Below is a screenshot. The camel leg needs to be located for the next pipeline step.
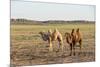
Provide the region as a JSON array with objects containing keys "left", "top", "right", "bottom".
[
  {"left": 48, "top": 38, "right": 53, "bottom": 52},
  {"left": 60, "top": 41, "right": 63, "bottom": 51},
  {"left": 49, "top": 43, "right": 53, "bottom": 52},
  {"left": 57, "top": 42, "right": 61, "bottom": 52},
  {"left": 58, "top": 40, "right": 63, "bottom": 52},
  {"left": 61, "top": 44, "right": 63, "bottom": 52},
  {"left": 79, "top": 39, "right": 82, "bottom": 54},
  {"left": 73, "top": 42, "right": 76, "bottom": 56},
  {"left": 69, "top": 43, "right": 73, "bottom": 56},
  {"left": 73, "top": 45, "right": 75, "bottom": 56},
  {"left": 79, "top": 39, "right": 82, "bottom": 50}
]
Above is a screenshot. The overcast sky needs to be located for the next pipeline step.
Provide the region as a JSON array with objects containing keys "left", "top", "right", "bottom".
[{"left": 11, "top": 0, "right": 95, "bottom": 21}]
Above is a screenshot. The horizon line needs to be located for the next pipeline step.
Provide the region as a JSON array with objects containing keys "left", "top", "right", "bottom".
[{"left": 11, "top": 18, "right": 95, "bottom": 22}]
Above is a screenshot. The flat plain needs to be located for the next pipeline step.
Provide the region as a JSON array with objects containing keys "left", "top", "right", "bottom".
[{"left": 10, "top": 22, "right": 95, "bottom": 66}]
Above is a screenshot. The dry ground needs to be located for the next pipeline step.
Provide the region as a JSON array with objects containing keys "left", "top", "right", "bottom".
[{"left": 10, "top": 23, "right": 95, "bottom": 66}]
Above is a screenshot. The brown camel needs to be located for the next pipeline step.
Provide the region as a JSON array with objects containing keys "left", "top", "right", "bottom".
[
  {"left": 65, "top": 28, "right": 82, "bottom": 56},
  {"left": 39, "top": 29, "right": 63, "bottom": 52}
]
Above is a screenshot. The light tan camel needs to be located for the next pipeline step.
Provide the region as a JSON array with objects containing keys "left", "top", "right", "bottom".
[
  {"left": 65, "top": 28, "right": 82, "bottom": 56},
  {"left": 39, "top": 29, "right": 63, "bottom": 52}
]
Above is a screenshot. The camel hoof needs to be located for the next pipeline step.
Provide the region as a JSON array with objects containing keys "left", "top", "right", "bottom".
[
  {"left": 73, "top": 53, "right": 76, "bottom": 56},
  {"left": 69, "top": 54, "right": 71, "bottom": 56},
  {"left": 56, "top": 50, "right": 59, "bottom": 52},
  {"left": 69, "top": 53, "right": 72, "bottom": 56}
]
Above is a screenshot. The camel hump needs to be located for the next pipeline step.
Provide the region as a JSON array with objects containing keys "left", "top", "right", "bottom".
[
  {"left": 48, "top": 29, "right": 52, "bottom": 33},
  {"left": 76, "top": 28, "right": 82, "bottom": 40},
  {"left": 71, "top": 29, "right": 75, "bottom": 36},
  {"left": 54, "top": 28, "right": 61, "bottom": 36},
  {"left": 71, "top": 29, "right": 75, "bottom": 33},
  {"left": 54, "top": 28, "right": 58, "bottom": 33},
  {"left": 53, "top": 28, "right": 59, "bottom": 36},
  {"left": 76, "top": 28, "right": 80, "bottom": 32},
  {"left": 72, "top": 29, "right": 75, "bottom": 32},
  {"left": 76, "top": 28, "right": 81, "bottom": 36}
]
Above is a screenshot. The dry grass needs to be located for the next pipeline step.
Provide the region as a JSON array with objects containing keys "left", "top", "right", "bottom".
[{"left": 10, "top": 23, "right": 95, "bottom": 66}]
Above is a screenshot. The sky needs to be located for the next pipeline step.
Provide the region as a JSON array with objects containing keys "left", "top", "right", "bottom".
[{"left": 11, "top": 0, "right": 95, "bottom": 21}]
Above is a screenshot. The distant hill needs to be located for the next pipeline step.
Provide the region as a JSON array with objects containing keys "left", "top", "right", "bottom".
[{"left": 11, "top": 18, "right": 95, "bottom": 25}]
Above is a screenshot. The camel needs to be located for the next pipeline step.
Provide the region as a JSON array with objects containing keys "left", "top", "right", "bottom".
[
  {"left": 39, "top": 29, "right": 63, "bottom": 52},
  {"left": 65, "top": 28, "right": 82, "bottom": 56}
]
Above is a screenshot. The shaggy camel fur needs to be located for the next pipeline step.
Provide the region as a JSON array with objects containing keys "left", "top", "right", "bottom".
[
  {"left": 39, "top": 29, "right": 63, "bottom": 52},
  {"left": 65, "top": 28, "right": 82, "bottom": 56}
]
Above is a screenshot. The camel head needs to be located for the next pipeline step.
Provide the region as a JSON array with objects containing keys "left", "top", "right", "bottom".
[
  {"left": 65, "top": 32, "right": 72, "bottom": 44},
  {"left": 65, "top": 32, "right": 71, "bottom": 38},
  {"left": 39, "top": 31, "right": 49, "bottom": 41},
  {"left": 39, "top": 31, "right": 42, "bottom": 35},
  {"left": 39, "top": 30, "right": 45, "bottom": 35}
]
